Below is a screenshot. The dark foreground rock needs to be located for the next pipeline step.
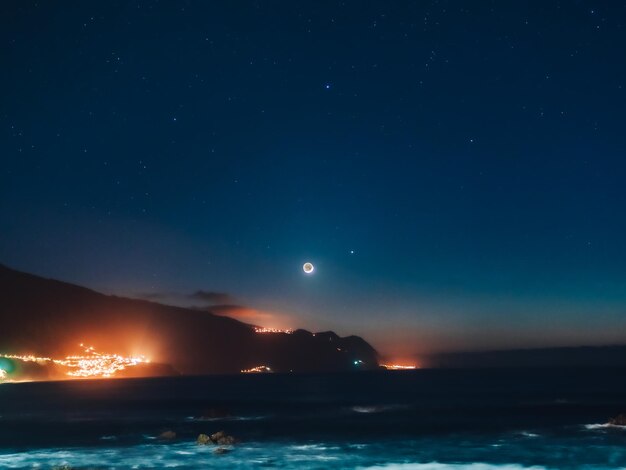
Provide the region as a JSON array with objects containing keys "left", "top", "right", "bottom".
[
  {"left": 158, "top": 430, "right": 177, "bottom": 440},
  {"left": 608, "top": 414, "right": 626, "bottom": 426},
  {"left": 211, "top": 431, "right": 236, "bottom": 445},
  {"left": 197, "top": 433, "right": 211, "bottom": 445},
  {"left": 197, "top": 431, "right": 237, "bottom": 446}
]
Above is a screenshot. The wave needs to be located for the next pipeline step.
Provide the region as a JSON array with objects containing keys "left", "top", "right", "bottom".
[
  {"left": 0, "top": 442, "right": 550, "bottom": 470},
  {"left": 184, "top": 414, "right": 268, "bottom": 422},
  {"left": 351, "top": 404, "right": 408, "bottom": 414},
  {"left": 1, "top": 438, "right": 625, "bottom": 469},
  {"left": 358, "top": 464, "right": 547, "bottom": 470},
  {"left": 584, "top": 423, "right": 626, "bottom": 430},
  {"left": 0, "top": 442, "right": 347, "bottom": 468}
]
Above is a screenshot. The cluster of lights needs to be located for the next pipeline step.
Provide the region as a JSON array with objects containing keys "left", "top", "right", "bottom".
[
  {"left": 380, "top": 364, "right": 417, "bottom": 370},
  {"left": 240, "top": 365, "right": 272, "bottom": 373},
  {"left": 254, "top": 327, "right": 293, "bottom": 334},
  {"left": 0, "top": 369, "right": 6, "bottom": 381},
  {"left": 0, "top": 344, "right": 150, "bottom": 379}
]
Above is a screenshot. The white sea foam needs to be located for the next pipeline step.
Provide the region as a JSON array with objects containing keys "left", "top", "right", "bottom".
[
  {"left": 351, "top": 404, "right": 407, "bottom": 414},
  {"left": 584, "top": 423, "right": 626, "bottom": 430},
  {"left": 353, "top": 406, "right": 380, "bottom": 413},
  {"left": 358, "top": 464, "right": 547, "bottom": 470},
  {"left": 289, "top": 444, "right": 334, "bottom": 450},
  {"left": 0, "top": 442, "right": 344, "bottom": 468},
  {"left": 0, "top": 439, "right": 618, "bottom": 469},
  {"left": 0, "top": 444, "right": 554, "bottom": 470}
]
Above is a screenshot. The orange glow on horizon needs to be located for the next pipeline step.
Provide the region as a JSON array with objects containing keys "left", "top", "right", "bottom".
[
  {"left": 240, "top": 365, "right": 272, "bottom": 373},
  {"left": 380, "top": 363, "right": 418, "bottom": 370},
  {"left": 211, "top": 305, "right": 295, "bottom": 332}
]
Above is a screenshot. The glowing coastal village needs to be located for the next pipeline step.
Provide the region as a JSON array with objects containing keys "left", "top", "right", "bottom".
[
  {"left": 0, "top": 344, "right": 150, "bottom": 381},
  {"left": 0, "top": 328, "right": 415, "bottom": 383}
]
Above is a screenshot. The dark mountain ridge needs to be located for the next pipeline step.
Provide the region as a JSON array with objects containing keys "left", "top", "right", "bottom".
[{"left": 0, "top": 264, "right": 379, "bottom": 379}]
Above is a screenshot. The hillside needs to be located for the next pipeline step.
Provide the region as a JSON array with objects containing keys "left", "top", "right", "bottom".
[{"left": 0, "top": 264, "right": 379, "bottom": 379}]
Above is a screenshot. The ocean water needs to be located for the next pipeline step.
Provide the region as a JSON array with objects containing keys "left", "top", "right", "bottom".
[{"left": 1, "top": 369, "right": 626, "bottom": 469}]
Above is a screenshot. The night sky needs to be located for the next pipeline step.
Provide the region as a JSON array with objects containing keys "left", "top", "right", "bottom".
[{"left": 2, "top": 1, "right": 626, "bottom": 360}]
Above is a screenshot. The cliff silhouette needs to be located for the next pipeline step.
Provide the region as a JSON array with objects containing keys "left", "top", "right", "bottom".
[{"left": 0, "top": 264, "right": 379, "bottom": 379}]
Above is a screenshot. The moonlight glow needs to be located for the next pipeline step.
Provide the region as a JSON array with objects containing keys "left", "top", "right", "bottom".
[{"left": 303, "top": 262, "right": 315, "bottom": 274}]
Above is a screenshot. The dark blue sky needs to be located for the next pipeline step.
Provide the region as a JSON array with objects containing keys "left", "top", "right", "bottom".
[{"left": 2, "top": 1, "right": 625, "bottom": 359}]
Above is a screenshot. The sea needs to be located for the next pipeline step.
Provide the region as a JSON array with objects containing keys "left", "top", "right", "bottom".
[{"left": 1, "top": 368, "right": 626, "bottom": 469}]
